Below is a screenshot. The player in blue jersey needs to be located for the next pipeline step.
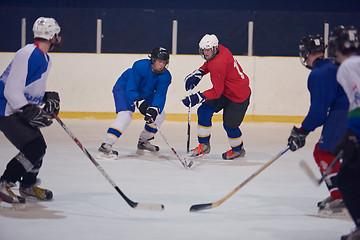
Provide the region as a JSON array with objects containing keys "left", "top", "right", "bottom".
[
  {"left": 329, "top": 25, "right": 360, "bottom": 240},
  {"left": 0, "top": 17, "right": 61, "bottom": 203},
  {"left": 97, "top": 47, "right": 171, "bottom": 159},
  {"left": 287, "top": 35, "right": 349, "bottom": 216}
]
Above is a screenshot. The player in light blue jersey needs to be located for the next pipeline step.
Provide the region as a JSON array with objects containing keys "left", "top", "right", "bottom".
[
  {"left": 0, "top": 17, "right": 61, "bottom": 204},
  {"left": 97, "top": 47, "right": 171, "bottom": 159},
  {"left": 329, "top": 25, "right": 360, "bottom": 240}
]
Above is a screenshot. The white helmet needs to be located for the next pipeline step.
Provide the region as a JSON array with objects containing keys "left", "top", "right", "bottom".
[
  {"left": 33, "top": 17, "right": 61, "bottom": 42},
  {"left": 199, "top": 34, "right": 219, "bottom": 60}
]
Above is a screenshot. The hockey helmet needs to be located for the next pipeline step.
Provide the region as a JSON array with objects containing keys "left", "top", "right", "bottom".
[
  {"left": 149, "top": 47, "right": 170, "bottom": 65},
  {"left": 33, "top": 17, "right": 61, "bottom": 43},
  {"left": 328, "top": 25, "right": 359, "bottom": 57},
  {"left": 199, "top": 34, "right": 219, "bottom": 60},
  {"left": 299, "top": 34, "right": 325, "bottom": 68}
]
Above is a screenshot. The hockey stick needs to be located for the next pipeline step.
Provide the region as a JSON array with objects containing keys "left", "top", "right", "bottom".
[
  {"left": 53, "top": 113, "right": 164, "bottom": 211},
  {"left": 152, "top": 120, "right": 193, "bottom": 169},
  {"left": 189, "top": 145, "right": 290, "bottom": 212},
  {"left": 186, "top": 89, "right": 192, "bottom": 153},
  {"left": 299, "top": 150, "right": 343, "bottom": 186}
]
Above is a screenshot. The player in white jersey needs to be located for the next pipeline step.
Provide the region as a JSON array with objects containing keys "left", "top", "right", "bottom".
[
  {"left": 329, "top": 25, "right": 360, "bottom": 240},
  {"left": 0, "top": 17, "right": 61, "bottom": 203}
]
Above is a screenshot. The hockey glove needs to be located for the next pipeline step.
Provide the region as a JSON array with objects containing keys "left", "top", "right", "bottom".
[
  {"left": 182, "top": 91, "right": 205, "bottom": 107},
  {"left": 287, "top": 126, "right": 309, "bottom": 151},
  {"left": 144, "top": 106, "right": 160, "bottom": 124},
  {"left": 135, "top": 99, "right": 149, "bottom": 116},
  {"left": 333, "top": 130, "right": 359, "bottom": 161},
  {"left": 185, "top": 69, "right": 204, "bottom": 91},
  {"left": 43, "top": 91, "right": 60, "bottom": 116},
  {"left": 20, "top": 104, "right": 53, "bottom": 128}
]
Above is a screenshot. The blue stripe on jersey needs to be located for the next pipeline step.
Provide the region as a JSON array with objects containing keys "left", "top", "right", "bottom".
[
  {"left": 0, "top": 81, "right": 6, "bottom": 115},
  {"left": 107, "top": 127, "right": 122, "bottom": 138},
  {"left": 26, "top": 47, "right": 49, "bottom": 87}
]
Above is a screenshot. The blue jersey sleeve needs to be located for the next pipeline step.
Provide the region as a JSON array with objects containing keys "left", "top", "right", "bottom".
[{"left": 302, "top": 60, "right": 339, "bottom": 132}]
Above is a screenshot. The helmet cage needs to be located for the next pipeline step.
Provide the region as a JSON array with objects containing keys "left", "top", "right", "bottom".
[{"left": 199, "top": 34, "right": 219, "bottom": 61}]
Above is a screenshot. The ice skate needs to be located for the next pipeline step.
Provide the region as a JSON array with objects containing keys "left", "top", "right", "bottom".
[
  {"left": 318, "top": 199, "right": 350, "bottom": 218},
  {"left": 19, "top": 183, "right": 53, "bottom": 201},
  {"left": 189, "top": 142, "right": 210, "bottom": 158},
  {"left": 0, "top": 180, "right": 25, "bottom": 204},
  {"left": 341, "top": 227, "right": 360, "bottom": 240},
  {"left": 97, "top": 143, "right": 119, "bottom": 159},
  {"left": 317, "top": 195, "right": 333, "bottom": 208},
  {"left": 222, "top": 146, "right": 246, "bottom": 160},
  {"left": 137, "top": 138, "right": 159, "bottom": 154}
]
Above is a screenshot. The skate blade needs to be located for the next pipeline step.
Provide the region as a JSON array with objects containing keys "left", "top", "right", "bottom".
[{"left": 96, "top": 152, "right": 118, "bottom": 160}]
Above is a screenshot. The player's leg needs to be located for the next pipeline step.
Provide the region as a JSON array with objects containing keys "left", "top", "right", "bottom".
[
  {"left": 189, "top": 102, "right": 217, "bottom": 157},
  {"left": 98, "top": 87, "right": 134, "bottom": 159},
  {"left": 137, "top": 110, "right": 166, "bottom": 153},
  {"left": 0, "top": 115, "right": 47, "bottom": 203},
  {"left": 337, "top": 147, "right": 360, "bottom": 231},
  {"left": 222, "top": 96, "right": 249, "bottom": 160}
]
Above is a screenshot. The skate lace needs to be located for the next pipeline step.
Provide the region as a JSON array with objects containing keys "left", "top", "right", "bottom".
[
  {"left": 22, "top": 186, "right": 46, "bottom": 199},
  {"left": 5, "top": 185, "right": 18, "bottom": 198},
  {"left": 226, "top": 149, "right": 235, "bottom": 157},
  {"left": 193, "top": 144, "right": 205, "bottom": 155}
]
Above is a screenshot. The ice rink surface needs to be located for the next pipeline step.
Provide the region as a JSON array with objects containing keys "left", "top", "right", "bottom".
[{"left": 0, "top": 119, "right": 354, "bottom": 240}]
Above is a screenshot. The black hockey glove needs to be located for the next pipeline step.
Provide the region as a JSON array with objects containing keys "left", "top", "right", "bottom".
[
  {"left": 182, "top": 91, "right": 205, "bottom": 107},
  {"left": 144, "top": 106, "right": 159, "bottom": 124},
  {"left": 43, "top": 91, "right": 60, "bottom": 116},
  {"left": 287, "top": 126, "right": 309, "bottom": 151},
  {"left": 333, "top": 130, "right": 359, "bottom": 161},
  {"left": 184, "top": 69, "right": 204, "bottom": 91},
  {"left": 135, "top": 99, "right": 149, "bottom": 116},
  {"left": 20, "top": 104, "right": 53, "bottom": 128}
]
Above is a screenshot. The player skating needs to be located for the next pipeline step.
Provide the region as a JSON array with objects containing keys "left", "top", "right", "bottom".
[
  {"left": 329, "top": 25, "right": 360, "bottom": 240},
  {"left": 0, "top": 17, "right": 61, "bottom": 203},
  {"left": 182, "top": 34, "right": 251, "bottom": 160},
  {"left": 98, "top": 47, "right": 171, "bottom": 159},
  {"left": 287, "top": 34, "right": 349, "bottom": 217}
]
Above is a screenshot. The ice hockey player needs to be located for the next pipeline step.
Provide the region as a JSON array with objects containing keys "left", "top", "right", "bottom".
[
  {"left": 97, "top": 47, "right": 171, "bottom": 159},
  {"left": 329, "top": 25, "right": 360, "bottom": 240},
  {"left": 0, "top": 17, "right": 61, "bottom": 203},
  {"left": 287, "top": 34, "right": 349, "bottom": 217},
  {"left": 182, "top": 34, "right": 251, "bottom": 160}
]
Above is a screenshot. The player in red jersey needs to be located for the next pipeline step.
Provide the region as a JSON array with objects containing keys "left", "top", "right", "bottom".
[{"left": 182, "top": 34, "right": 251, "bottom": 160}]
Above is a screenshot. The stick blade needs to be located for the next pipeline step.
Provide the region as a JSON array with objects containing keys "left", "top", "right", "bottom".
[
  {"left": 189, "top": 202, "right": 213, "bottom": 212},
  {"left": 134, "top": 202, "right": 165, "bottom": 211}
]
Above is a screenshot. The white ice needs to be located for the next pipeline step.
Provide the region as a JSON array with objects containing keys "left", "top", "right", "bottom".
[{"left": 0, "top": 119, "right": 354, "bottom": 240}]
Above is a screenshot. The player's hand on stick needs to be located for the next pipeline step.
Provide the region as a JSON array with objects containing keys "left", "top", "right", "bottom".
[
  {"left": 135, "top": 99, "right": 149, "bottom": 116},
  {"left": 145, "top": 106, "right": 159, "bottom": 124},
  {"left": 184, "top": 69, "right": 204, "bottom": 91},
  {"left": 20, "top": 104, "right": 53, "bottom": 128},
  {"left": 43, "top": 91, "right": 60, "bottom": 116},
  {"left": 287, "top": 126, "right": 309, "bottom": 151},
  {"left": 182, "top": 91, "right": 205, "bottom": 107}
]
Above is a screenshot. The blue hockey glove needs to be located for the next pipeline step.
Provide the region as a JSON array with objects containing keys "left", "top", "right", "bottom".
[
  {"left": 184, "top": 69, "right": 204, "bottom": 91},
  {"left": 287, "top": 126, "right": 309, "bottom": 151},
  {"left": 144, "top": 106, "right": 160, "bottom": 124},
  {"left": 182, "top": 91, "right": 205, "bottom": 107}
]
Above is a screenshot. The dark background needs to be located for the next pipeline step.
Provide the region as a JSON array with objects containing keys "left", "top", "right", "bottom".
[{"left": 0, "top": 0, "right": 359, "bottom": 56}]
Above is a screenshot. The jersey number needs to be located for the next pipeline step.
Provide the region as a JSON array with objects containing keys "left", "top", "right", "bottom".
[{"left": 234, "top": 59, "right": 245, "bottom": 79}]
